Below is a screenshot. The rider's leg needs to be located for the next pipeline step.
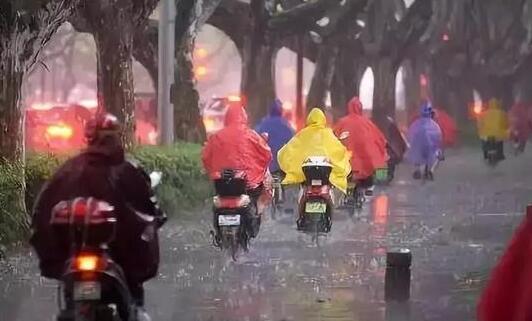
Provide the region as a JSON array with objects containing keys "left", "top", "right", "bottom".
[
  {"left": 413, "top": 165, "right": 423, "bottom": 179},
  {"left": 498, "top": 140, "right": 505, "bottom": 160},
  {"left": 363, "top": 176, "right": 375, "bottom": 196},
  {"left": 481, "top": 140, "right": 488, "bottom": 159},
  {"left": 430, "top": 158, "right": 440, "bottom": 174}
]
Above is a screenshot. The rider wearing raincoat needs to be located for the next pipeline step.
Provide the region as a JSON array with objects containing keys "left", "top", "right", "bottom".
[
  {"left": 409, "top": 107, "right": 457, "bottom": 147},
  {"left": 405, "top": 103, "right": 443, "bottom": 180},
  {"left": 383, "top": 115, "right": 407, "bottom": 181},
  {"left": 508, "top": 101, "right": 530, "bottom": 154},
  {"left": 278, "top": 108, "right": 351, "bottom": 193},
  {"left": 255, "top": 99, "right": 295, "bottom": 173},
  {"left": 202, "top": 104, "right": 272, "bottom": 234},
  {"left": 477, "top": 98, "right": 509, "bottom": 160},
  {"left": 334, "top": 97, "right": 388, "bottom": 191}
]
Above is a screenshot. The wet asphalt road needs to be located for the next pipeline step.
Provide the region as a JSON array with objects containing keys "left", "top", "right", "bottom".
[{"left": 1, "top": 147, "right": 532, "bottom": 321}]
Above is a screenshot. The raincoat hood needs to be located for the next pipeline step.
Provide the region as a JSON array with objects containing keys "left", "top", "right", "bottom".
[
  {"left": 420, "top": 102, "right": 433, "bottom": 118},
  {"left": 488, "top": 99, "right": 502, "bottom": 110},
  {"left": 269, "top": 99, "right": 283, "bottom": 117},
  {"left": 224, "top": 105, "right": 248, "bottom": 127},
  {"left": 347, "top": 97, "right": 363, "bottom": 115},
  {"left": 306, "top": 108, "right": 327, "bottom": 127}
]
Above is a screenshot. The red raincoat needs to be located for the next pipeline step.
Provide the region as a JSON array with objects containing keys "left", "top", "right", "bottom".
[
  {"left": 202, "top": 105, "right": 272, "bottom": 188},
  {"left": 478, "top": 206, "right": 532, "bottom": 321},
  {"left": 509, "top": 102, "right": 532, "bottom": 143},
  {"left": 409, "top": 108, "right": 457, "bottom": 147},
  {"left": 334, "top": 97, "right": 388, "bottom": 180}
]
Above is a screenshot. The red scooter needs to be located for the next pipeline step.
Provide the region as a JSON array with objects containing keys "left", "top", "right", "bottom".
[{"left": 297, "top": 156, "right": 333, "bottom": 237}]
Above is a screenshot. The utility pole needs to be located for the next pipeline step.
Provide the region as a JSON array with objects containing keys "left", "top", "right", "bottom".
[
  {"left": 296, "top": 36, "right": 304, "bottom": 130},
  {"left": 158, "top": 0, "right": 176, "bottom": 145}
]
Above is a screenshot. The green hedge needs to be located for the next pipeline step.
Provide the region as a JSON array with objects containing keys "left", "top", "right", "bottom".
[
  {"left": 0, "top": 162, "right": 27, "bottom": 248},
  {"left": 0, "top": 143, "right": 209, "bottom": 247},
  {"left": 130, "top": 144, "right": 210, "bottom": 215}
]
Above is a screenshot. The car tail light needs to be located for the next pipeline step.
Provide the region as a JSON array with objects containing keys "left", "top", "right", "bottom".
[
  {"left": 227, "top": 95, "right": 242, "bottom": 102},
  {"left": 473, "top": 105, "right": 482, "bottom": 115},
  {"left": 75, "top": 254, "right": 106, "bottom": 272},
  {"left": 213, "top": 195, "right": 251, "bottom": 208},
  {"left": 46, "top": 123, "right": 73, "bottom": 139},
  {"left": 50, "top": 198, "right": 116, "bottom": 225}
]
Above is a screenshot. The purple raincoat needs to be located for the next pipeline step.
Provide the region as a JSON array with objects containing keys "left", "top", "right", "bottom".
[{"left": 406, "top": 117, "right": 443, "bottom": 166}]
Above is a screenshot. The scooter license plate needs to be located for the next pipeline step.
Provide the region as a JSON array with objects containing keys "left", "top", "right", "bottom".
[
  {"left": 311, "top": 179, "right": 322, "bottom": 186},
  {"left": 74, "top": 281, "right": 101, "bottom": 301},
  {"left": 218, "top": 215, "right": 241, "bottom": 226},
  {"left": 305, "top": 202, "right": 327, "bottom": 214}
]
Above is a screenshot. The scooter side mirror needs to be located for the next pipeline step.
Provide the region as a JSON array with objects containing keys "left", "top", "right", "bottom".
[
  {"left": 149, "top": 171, "right": 162, "bottom": 188},
  {"left": 339, "top": 131, "right": 350, "bottom": 140}
]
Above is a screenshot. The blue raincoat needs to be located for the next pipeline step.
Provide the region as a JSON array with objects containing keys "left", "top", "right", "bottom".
[
  {"left": 406, "top": 110, "right": 443, "bottom": 167},
  {"left": 255, "top": 100, "right": 295, "bottom": 172}
]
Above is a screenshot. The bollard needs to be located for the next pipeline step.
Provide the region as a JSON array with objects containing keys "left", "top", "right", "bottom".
[{"left": 385, "top": 248, "right": 412, "bottom": 302}]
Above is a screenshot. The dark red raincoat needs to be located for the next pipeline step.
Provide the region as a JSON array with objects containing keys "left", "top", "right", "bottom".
[
  {"left": 202, "top": 105, "right": 272, "bottom": 188},
  {"left": 509, "top": 102, "right": 532, "bottom": 144},
  {"left": 477, "top": 206, "right": 532, "bottom": 321}
]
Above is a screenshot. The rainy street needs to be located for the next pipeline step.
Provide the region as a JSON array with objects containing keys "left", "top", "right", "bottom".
[{"left": 1, "top": 147, "right": 530, "bottom": 321}]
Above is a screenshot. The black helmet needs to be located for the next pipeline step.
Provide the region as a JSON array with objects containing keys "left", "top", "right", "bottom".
[{"left": 84, "top": 113, "right": 121, "bottom": 144}]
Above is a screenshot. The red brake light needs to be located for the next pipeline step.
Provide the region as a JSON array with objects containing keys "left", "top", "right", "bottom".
[
  {"left": 307, "top": 185, "right": 330, "bottom": 196},
  {"left": 75, "top": 254, "right": 105, "bottom": 271},
  {"left": 46, "top": 123, "right": 73, "bottom": 139},
  {"left": 213, "top": 195, "right": 251, "bottom": 208},
  {"left": 73, "top": 202, "right": 87, "bottom": 216},
  {"left": 50, "top": 198, "right": 116, "bottom": 225}
]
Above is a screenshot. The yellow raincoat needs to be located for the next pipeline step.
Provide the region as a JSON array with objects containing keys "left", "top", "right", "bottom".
[
  {"left": 277, "top": 108, "right": 351, "bottom": 193},
  {"left": 478, "top": 99, "right": 509, "bottom": 140}
]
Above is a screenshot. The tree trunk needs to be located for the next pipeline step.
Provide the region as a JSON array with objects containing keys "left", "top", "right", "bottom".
[
  {"left": 173, "top": 34, "right": 206, "bottom": 142},
  {"left": 330, "top": 47, "right": 364, "bottom": 117},
  {"left": 402, "top": 59, "right": 423, "bottom": 120},
  {"left": 94, "top": 29, "right": 136, "bottom": 147},
  {"left": 171, "top": 0, "right": 222, "bottom": 143},
  {"left": 429, "top": 67, "right": 451, "bottom": 111},
  {"left": 71, "top": 0, "right": 159, "bottom": 147},
  {"left": 0, "top": 62, "right": 24, "bottom": 163},
  {"left": 0, "top": 56, "right": 27, "bottom": 232},
  {"left": 133, "top": 21, "right": 159, "bottom": 91},
  {"left": 241, "top": 0, "right": 276, "bottom": 124},
  {"left": 241, "top": 41, "right": 277, "bottom": 124},
  {"left": 306, "top": 39, "right": 339, "bottom": 111},
  {"left": 372, "top": 57, "right": 396, "bottom": 133},
  {"left": 449, "top": 78, "right": 473, "bottom": 126},
  {"left": 515, "top": 72, "right": 532, "bottom": 103}
]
